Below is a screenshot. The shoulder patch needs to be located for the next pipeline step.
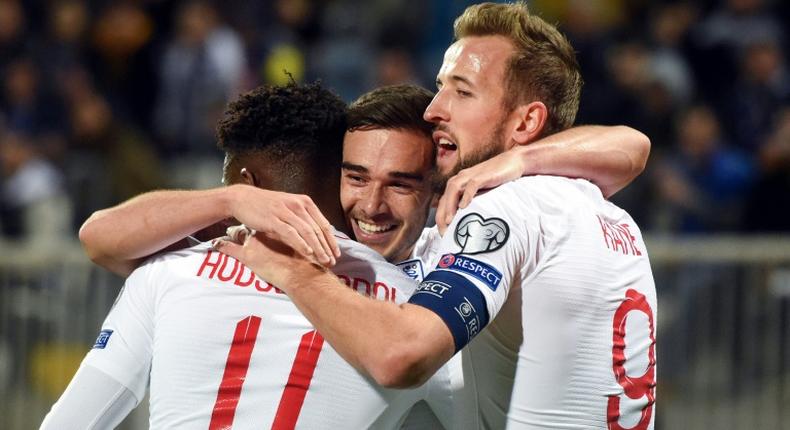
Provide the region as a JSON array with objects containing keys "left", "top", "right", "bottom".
[
  {"left": 436, "top": 253, "right": 503, "bottom": 291},
  {"left": 93, "top": 329, "right": 114, "bottom": 349},
  {"left": 454, "top": 212, "right": 509, "bottom": 254},
  {"left": 396, "top": 258, "right": 424, "bottom": 282}
]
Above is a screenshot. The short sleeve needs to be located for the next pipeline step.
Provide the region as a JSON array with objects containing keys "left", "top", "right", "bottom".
[
  {"left": 408, "top": 189, "right": 536, "bottom": 351},
  {"left": 82, "top": 261, "right": 158, "bottom": 400}
]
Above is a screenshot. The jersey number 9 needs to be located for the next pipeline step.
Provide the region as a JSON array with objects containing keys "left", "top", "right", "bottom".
[{"left": 607, "top": 289, "right": 656, "bottom": 430}]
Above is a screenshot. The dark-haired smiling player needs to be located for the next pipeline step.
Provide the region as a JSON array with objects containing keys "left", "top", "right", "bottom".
[{"left": 42, "top": 83, "right": 466, "bottom": 429}]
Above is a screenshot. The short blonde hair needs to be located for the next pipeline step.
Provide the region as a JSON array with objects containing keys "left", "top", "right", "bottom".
[{"left": 454, "top": 2, "right": 582, "bottom": 136}]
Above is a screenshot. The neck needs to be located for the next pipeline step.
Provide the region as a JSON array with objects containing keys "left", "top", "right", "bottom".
[
  {"left": 392, "top": 245, "right": 416, "bottom": 264},
  {"left": 309, "top": 182, "right": 349, "bottom": 236},
  {"left": 229, "top": 157, "right": 348, "bottom": 234}
]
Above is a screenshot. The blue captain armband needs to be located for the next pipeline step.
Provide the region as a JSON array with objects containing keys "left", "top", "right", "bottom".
[{"left": 408, "top": 270, "right": 490, "bottom": 353}]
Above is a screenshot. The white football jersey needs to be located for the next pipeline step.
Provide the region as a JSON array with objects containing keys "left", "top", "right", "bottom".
[
  {"left": 84, "top": 232, "right": 459, "bottom": 429},
  {"left": 412, "top": 176, "right": 657, "bottom": 430}
]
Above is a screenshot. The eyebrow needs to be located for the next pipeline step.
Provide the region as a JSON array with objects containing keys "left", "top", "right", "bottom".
[
  {"left": 342, "top": 162, "right": 423, "bottom": 182},
  {"left": 390, "top": 171, "right": 424, "bottom": 182},
  {"left": 341, "top": 162, "right": 368, "bottom": 173},
  {"left": 436, "top": 74, "right": 475, "bottom": 88},
  {"left": 450, "top": 74, "right": 475, "bottom": 88}
]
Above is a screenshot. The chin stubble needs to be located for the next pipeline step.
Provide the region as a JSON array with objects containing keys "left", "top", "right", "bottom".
[{"left": 429, "top": 123, "right": 507, "bottom": 194}]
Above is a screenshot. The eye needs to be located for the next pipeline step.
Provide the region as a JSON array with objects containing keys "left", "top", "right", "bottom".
[
  {"left": 345, "top": 174, "right": 366, "bottom": 184},
  {"left": 390, "top": 182, "right": 416, "bottom": 194},
  {"left": 456, "top": 89, "right": 472, "bottom": 97}
]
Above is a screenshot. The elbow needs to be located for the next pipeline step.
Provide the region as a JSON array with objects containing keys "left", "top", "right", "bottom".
[
  {"left": 368, "top": 345, "right": 433, "bottom": 389},
  {"left": 78, "top": 211, "right": 133, "bottom": 276},
  {"left": 620, "top": 125, "right": 651, "bottom": 174},
  {"left": 78, "top": 212, "right": 104, "bottom": 264}
]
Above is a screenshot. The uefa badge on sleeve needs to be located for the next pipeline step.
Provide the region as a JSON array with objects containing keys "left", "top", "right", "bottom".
[
  {"left": 93, "top": 329, "right": 114, "bottom": 349},
  {"left": 436, "top": 253, "right": 503, "bottom": 291},
  {"left": 454, "top": 213, "right": 509, "bottom": 254}
]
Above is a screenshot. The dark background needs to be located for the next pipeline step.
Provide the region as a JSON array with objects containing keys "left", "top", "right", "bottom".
[{"left": 1, "top": 0, "right": 788, "bottom": 242}]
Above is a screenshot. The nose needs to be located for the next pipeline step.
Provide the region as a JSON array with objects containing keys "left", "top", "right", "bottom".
[
  {"left": 360, "top": 184, "right": 388, "bottom": 218},
  {"left": 424, "top": 90, "right": 449, "bottom": 124}
]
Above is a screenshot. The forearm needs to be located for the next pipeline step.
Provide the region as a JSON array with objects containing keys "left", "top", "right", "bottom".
[
  {"left": 283, "top": 268, "right": 453, "bottom": 388},
  {"left": 522, "top": 125, "right": 650, "bottom": 197},
  {"left": 41, "top": 365, "right": 139, "bottom": 430},
  {"left": 79, "top": 187, "right": 238, "bottom": 275}
]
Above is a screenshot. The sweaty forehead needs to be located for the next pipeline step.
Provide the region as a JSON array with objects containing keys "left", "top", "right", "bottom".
[{"left": 440, "top": 36, "right": 514, "bottom": 85}]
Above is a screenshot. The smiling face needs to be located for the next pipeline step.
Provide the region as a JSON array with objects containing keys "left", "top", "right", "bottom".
[
  {"left": 340, "top": 128, "right": 434, "bottom": 263},
  {"left": 424, "top": 35, "right": 517, "bottom": 184}
]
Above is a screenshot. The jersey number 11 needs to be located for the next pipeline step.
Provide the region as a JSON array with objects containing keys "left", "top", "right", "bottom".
[{"left": 208, "top": 316, "right": 325, "bottom": 430}]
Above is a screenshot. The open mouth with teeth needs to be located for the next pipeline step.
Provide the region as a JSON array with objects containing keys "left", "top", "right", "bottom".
[
  {"left": 437, "top": 137, "right": 457, "bottom": 152},
  {"left": 436, "top": 137, "right": 458, "bottom": 156},
  {"left": 434, "top": 133, "right": 459, "bottom": 172},
  {"left": 350, "top": 218, "right": 401, "bottom": 258},
  {"left": 356, "top": 219, "right": 397, "bottom": 234}
]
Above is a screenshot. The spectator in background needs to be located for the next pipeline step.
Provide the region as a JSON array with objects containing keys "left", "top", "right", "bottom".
[
  {"left": 603, "top": 33, "right": 691, "bottom": 150},
  {"left": 252, "top": 0, "right": 317, "bottom": 85},
  {"left": 695, "top": 0, "right": 784, "bottom": 56},
  {"left": 638, "top": 3, "right": 697, "bottom": 152},
  {"left": 65, "top": 87, "right": 164, "bottom": 230},
  {"left": 311, "top": 0, "right": 376, "bottom": 100},
  {"left": 647, "top": 2, "right": 695, "bottom": 108},
  {"left": 0, "top": 130, "right": 72, "bottom": 245},
  {"left": 0, "top": 0, "right": 26, "bottom": 70},
  {"left": 154, "top": 0, "right": 246, "bottom": 155},
  {"left": 603, "top": 41, "right": 659, "bottom": 133},
  {"left": 91, "top": 1, "right": 158, "bottom": 130},
  {"left": 40, "top": 0, "right": 89, "bottom": 81},
  {"left": 691, "top": 0, "right": 784, "bottom": 109},
  {"left": 727, "top": 40, "right": 790, "bottom": 150},
  {"left": 374, "top": 47, "right": 419, "bottom": 87},
  {"left": 1, "top": 57, "right": 67, "bottom": 161},
  {"left": 0, "top": 0, "right": 786, "bottom": 236},
  {"left": 370, "top": 0, "right": 425, "bottom": 88},
  {"left": 654, "top": 105, "right": 754, "bottom": 232},
  {"left": 153, "top": 0, "right": 246, "bottom": 188},
  {"left": 745, "top": 107, "right": 790, "bottom": 231},
  {"left": 547, "top": 0, "right": 620, "bottom": 127}
]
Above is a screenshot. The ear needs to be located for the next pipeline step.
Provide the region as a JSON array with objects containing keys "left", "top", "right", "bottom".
[
  {"left": 509, "top": 101, "right": 548, "bottom": 148},
  {"left": 239, "top": 167, "right": 257, "bottom": 186}
]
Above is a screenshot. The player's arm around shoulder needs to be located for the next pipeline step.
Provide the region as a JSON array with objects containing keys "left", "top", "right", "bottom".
[
  {"left": 435, "top": 125, "right": 650, "bottom": 231},
  {"left": 214, "top": 232, "right": 455, "bottom": 388},
  {"left": 80, "top": 184, "right": 339, "bottom": 276},
  {"left": 79, "top": 187, "right": 239, "bottom": 276}
]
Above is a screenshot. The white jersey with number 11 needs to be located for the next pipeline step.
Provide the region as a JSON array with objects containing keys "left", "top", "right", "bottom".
[{"left": 80, "top": 232, "right": 458, "bottom": 429}]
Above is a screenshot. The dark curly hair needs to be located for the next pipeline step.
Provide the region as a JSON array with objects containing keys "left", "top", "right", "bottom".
[{"left": 217, "top": 82, "right": 347, "bottom": 191}]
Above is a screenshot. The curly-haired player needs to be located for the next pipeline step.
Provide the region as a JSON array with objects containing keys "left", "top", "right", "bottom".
[
  {"left": 217, "top": 82, "right": 346, "bottom": 192},
  {"left": 41, "top": 83, "right": 456, "bottom": 429}
]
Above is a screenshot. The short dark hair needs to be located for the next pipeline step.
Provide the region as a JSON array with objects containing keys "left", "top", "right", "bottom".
[
  {"left": 217, "top": 82, "right": 347, "bottom": 187},
  {"left": 347, "top": 84, "right": 434, "bottom": 138}
]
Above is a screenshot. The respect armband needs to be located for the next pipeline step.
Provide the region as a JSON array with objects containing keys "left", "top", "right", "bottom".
[{"left": 407, "top": 270, "right": 490, "bottom": 352}]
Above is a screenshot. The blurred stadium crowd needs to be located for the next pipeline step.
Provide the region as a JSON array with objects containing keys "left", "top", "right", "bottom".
[{"left": 1, "top": 0, "right": 789, "bottom": 249}]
